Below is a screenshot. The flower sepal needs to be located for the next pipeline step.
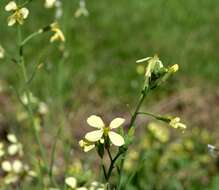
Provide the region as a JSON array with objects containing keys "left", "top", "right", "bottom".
[{"left": 96, "top": 141, "right": 104, "bottom": 158}]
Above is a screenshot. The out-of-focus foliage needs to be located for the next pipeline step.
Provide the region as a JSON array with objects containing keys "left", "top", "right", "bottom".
[{"left": 120, "top": 122, "right": 219, "bottom": 190}]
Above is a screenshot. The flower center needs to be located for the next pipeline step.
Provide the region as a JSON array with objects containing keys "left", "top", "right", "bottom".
[{"left": 103, "top": 127, "right": 110, "bottom": 136}]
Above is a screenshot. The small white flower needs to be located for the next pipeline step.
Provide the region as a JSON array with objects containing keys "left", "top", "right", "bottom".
[
  {"left": 38, "top": 102, "right": 49, "bottom": 115},
  {"left": 85, "top": 115, "right": 125, "bottom": 146},
  {"left": 12, "top": 160, "right": 23, "bottom": 173},
  {"left": 55, "top": 0, "right": 63, "bottom": 19},
  {"left": 144, "top": 55, "right": 164, "bottom": 78},
  {"left": 45, "top": 0, "right": 56, "bottom": 8},
  {"left": 7, "top": 134, "right": 17, "bottom": 143},
  {"left": 5, "top": 1, "right": 29, "bottom": 26},
  {"left": 65, "top": 177, "right": 77, "bottom": 189},
  {"left": 28, "top": 170, "right": 37, "bottom": 177},
  {"left": 4, "top": 175, "right": 18, "bottom": 184},
  {"left": 75, "top": 0, "right": 89, "bottom": 18},
  {"left": 8, "top": 144, "right": 19, "bottom": 155},
  {"left": 1, "top": 161, "right": 12, "bottom": 172},
  {"left": 89, "top": 181, "right": 105, "bottom": 190}
]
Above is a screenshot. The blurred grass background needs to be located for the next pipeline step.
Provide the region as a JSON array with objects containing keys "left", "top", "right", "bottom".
[{"left": 0, "top": 0, "right": 219, "bottom": 189}]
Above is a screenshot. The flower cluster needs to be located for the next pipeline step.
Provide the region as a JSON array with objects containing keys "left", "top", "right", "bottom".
[
  {"left": 17, "top": 92, "right": 48, "bottom": 122},
  {"left": 0, "top": 134, "right": 36, "bottom": 186},
  {"left": 136, "top": 55, "right": 179, "bottom": 88},
  {"left": 79, "top": 115, "right": 125, "bottom": 152},
  {"left": 64, "top": 177, "right": 105, "bottom": 190},
  {"left": 5, "top": 1, "right": 29, "bottom": 26},
  {"left": 168, "top": 117, "right": 186, "bottom": 130},
  {"left": 138, "top": 112, "right": 186, "bottom": 132},
  {"left": 50, "top": 22, "right": 65, "bottom": 43}
]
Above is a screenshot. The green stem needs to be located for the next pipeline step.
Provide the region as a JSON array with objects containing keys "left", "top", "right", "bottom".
[
  {"left": 49, "top": 127, "right": 62, "bottom": 187},
  {"left": 117, "top": 83, "right": 150, "bottom": 189},
  {"left": 107, "top": 148, "right": 113, "bottom": 162},
  {"left": 102, "top": 163, "right": 107, "bottom": 181},
  {"left": 129, "top": 84, "right": 149, "bottom": 129},
  {"left": 137, "top": 111, "right": 170, "bottom": 122},
  {"left": 17, "top": 25, "right": 49, "bottom": 187},
  {"left": 106, "top": 150, "right": 123, "bottom": 181},
  {"left": 20, "top": 30, "right": 42, "bottom": 47}
]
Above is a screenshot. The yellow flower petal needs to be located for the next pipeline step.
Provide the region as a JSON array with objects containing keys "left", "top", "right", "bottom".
[
  {"left": 12, "top": 160, "right": 23, "bottom": 173},
  {"left": 20, "top": 8, "right": 29, "bottom": 19},
  {"left": 108, "top": 131, "right": 125, "bottom": 146},
  {"left": 84, "top": 144, "right": 95, "bottom": 152},
  {"left": 5, "top": 1, "right": 17, "bottom": 11},
  {"left": 7, "top": 15, "right": 16, "bottom": 26},
  {"left": 65, "top": 177, "right": 77, "bottom": 189},
  {"left": 8, "top": 144, "right": 19, "bottom": 155},
  {"left": 87, "top": 115, "right": 105, "bottom": 129},
  {"left": 85, "top": 130, "right": 103, "bottom": 142},
  {"left": 1, "top": 161, "right": 12, "bottom": 172},
  {"left": 45, "top": 0, "right": 56, "bottom": 8},
  {"left": 7, "top": 134, "right": 17, "bottom": 143},
  {"left": 109, "top": 118, "right": 125, "bottom": 129}
]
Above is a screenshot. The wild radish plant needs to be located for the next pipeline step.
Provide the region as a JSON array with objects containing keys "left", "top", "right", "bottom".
[
  {"left": 3, "top": 1, "right": 186, "bottom": 189},
  {"left": 4, "top": 0, "right": 65, "bottom": 188},
  {"left": 79, "top": 55, "right": 186, "bottom": 189}
]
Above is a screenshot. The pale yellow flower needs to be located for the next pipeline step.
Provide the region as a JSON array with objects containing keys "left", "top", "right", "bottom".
[
  {"left": 7, "top": 134, "right": 17, "bottom": 143},
  {"left": 5, "top": 1, "right": 29, "bottom": 26},
  {"left": 7, "top": 134, "right": 23, "bottom": 156},
  {"left": 12, "top": 160, "right": 23, "bottom": 173},
  {"left": 44, "top": 0, "right": 56, "bottom": 8},
  {"left": 65, "top": 177, "right": 77, "bottom": 189},
  {"left": 79, "top": 139, "right": 95, "bottom": 152},
  {"left": 65, "top": 176, "right": 88, "bottom": 190},
  {"left": 136, "top": 55, "right": 164, "bottom": 77},
  {"left": 4, "top": 174, "right": 18, "bottom": 184},
  {"left": 75, "top": 0, "right": 89, "bottom": 18},
  {"left": 169, "top": 117, "right": 186, "bottom": 129},
  {"left": 85, "top": 115, "right": 125, "bottom": 146},
  {"left": 38, "top": 102, "right": 49, "bottom": 115},
  {"left": 8, "top": 144, "right": 20, "bottom": 155},
  {"left": 0, "top": 45, "right": 5, "bottom": 59},
  {"left": 28, "top": 170, "right": 37, "bottom": 177},
  {"left": 1, "top": 160, "right": 12, "bottom": 172},
  {"left": 50, "top": 22, "right": 65, "bottom": 43},
  {"left": 89, "top": 181, "right": 105, "bottom": 190}
]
